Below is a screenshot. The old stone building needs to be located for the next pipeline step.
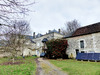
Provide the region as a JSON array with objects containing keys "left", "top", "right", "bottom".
[
  {"left": 1, "top": 23, "right": 100, "bottom": 58},
  {"left": 22, "top": 37, "right": 36, "bottom": 56},
  {"left": 65, "top": 22, "right": 100, "bottom": 58},
  {"left": 32, "top": 29, "right": 63, "bottom": 56},
  {"left": 0, "top": 35, "right": 36, "bottom": 57}
]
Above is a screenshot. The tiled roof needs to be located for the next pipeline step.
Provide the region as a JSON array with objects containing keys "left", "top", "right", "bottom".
[
  {"left": 26, "top": 35, "right": 36, "bottom": 43},
  {"left": 49, "top": 29, "right": 59, "bottom": 33},
  {"left": 33, "top": 29, "right": 62, "bottom": 39},
  {"left": 72, "top": 22, "right": 100, "bottom": 37},
  {"left": 36, "top": 33, "right": 43, "bottom": 38}
]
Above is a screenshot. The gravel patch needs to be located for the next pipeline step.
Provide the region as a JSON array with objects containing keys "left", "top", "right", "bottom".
[{"left": 35, "top": 58, "right": 68, "bottom": 75}]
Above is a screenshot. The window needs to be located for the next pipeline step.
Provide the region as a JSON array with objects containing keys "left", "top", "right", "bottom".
[
  {"left": 37, "top": 43, "right": 40, "bottom": 46},
  {"left": 80, "top": 40, "right": 84, "bottom": 48}
]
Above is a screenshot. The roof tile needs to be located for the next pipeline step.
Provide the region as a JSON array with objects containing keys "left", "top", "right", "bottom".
[{"left": 72, "top": 22, "right": 100, "bottom": 36}]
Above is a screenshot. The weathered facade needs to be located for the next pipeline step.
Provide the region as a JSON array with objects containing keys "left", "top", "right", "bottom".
[
  {"left": 0, "top": 35, "right": 36, "bottom": 57},
  {"left": 65, "top": 22, "right": 100, "bottom": 58},
  {"left": 32, "top": 29, "right": 63, "bottom": 56},
  {"left": 1, "top": 23, "right": 100, "bottom": 58},
  {"left": 22, "top": 39, "right": 36, "bottom": 56}
]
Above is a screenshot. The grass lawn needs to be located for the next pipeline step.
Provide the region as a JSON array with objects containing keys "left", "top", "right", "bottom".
[
  {"left": 50, "top": 59, "right": 100, "bottom": 75},
  {"left": 0, "top": 56, "right": 37, "bottom": 75}
]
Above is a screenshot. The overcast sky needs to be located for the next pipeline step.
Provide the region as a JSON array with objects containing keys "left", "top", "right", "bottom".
[{"left": 28, "top": 0, "right": 100, "bottom": 35}]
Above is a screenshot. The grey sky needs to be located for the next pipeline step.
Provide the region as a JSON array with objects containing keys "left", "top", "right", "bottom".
[{"left": 28, "top": 0, "right": 100, "bottom": 35}]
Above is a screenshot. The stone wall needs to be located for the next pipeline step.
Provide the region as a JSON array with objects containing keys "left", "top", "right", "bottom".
[
  {"left": 0, "top": 40, "right": 36, "bottom": 57},
  {"left": 22, "top": 40, "right": 36, "bottom": 56},
  {"left": 54, "top": 33, "right": 63, "bottom": 39},
  {"left": 66, "top": 32, "right": 100, "bottom": 58}
]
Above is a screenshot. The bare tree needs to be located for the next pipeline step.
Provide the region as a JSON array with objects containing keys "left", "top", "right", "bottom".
[
  {"left": 61, "top": 19, "right": 81, "bottom": 35},
  {"left": 0, "top": 0, "right": 34, "bottom": 42},
  {"left": 60, "top": 28, "right": 68, "bottom": 35},
  {"left": 3, "top": 20, "right": 30, "bottom": 63},
  {"left": 0, "top": 0, "right": 35, "bottom": 26},
  {"left": 0, "top": 1, "right": 34, "bottom": 61}
]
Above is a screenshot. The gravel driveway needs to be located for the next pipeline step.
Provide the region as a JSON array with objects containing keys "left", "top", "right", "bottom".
[{"left": 35, "top": 58, "right": 68, "bottom": 75}]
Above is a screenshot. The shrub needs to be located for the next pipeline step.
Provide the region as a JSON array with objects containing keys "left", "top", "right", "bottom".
[
  {"left": 69, "top": 53, "right": 74, "bottom": 59},
  {"left": 46, "top": 39, "right": 68, "bottom": 59}
]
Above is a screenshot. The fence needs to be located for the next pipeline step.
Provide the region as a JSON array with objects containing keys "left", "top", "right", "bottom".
[{"left": 76, "top": 53, "right": 100, "bottom": 61}]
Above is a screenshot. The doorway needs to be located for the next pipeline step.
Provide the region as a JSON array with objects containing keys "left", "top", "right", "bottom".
[{"left": 76, "top": 49, "right": 79, "bottom": 56}]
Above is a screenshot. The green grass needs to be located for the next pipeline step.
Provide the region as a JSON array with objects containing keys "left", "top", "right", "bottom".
[
  {"left": 0, "top": 56, "right": 37, "bottom": 75},
  {"left": 50, "top": 59, "right": 100, "bottom": 75}
]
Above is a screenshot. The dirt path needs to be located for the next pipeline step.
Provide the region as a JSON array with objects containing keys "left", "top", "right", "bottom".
[{"left": 35, "top": 58, "right": 68, "bottom": 75}]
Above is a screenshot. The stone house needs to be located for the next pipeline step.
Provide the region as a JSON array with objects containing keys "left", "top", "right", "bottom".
[
  {"left": 0, "top": 35, "right": 36, "bottom": 57},
  {"left": 22, "top": 37, "right": 36, "bottom": 56},
  {"left": 32, "top": 29, "right": 63, "bottom": 56},
  {"left": 65, "top": 22, "right": 100, "bottom": 58}
]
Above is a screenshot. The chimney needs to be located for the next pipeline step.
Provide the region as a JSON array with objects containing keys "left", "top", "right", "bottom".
[
  {"left": 58, "top": 29, "right": 61, "bottom": 33},
  {"left": 33, "top": 32, "right": 36, "bottom": 38},
  {"left": 48, "top": 30, "right": 51, "bottom": 33}
]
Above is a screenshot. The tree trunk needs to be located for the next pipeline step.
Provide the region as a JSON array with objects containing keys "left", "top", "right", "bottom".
[{"left": 12, "top": 57, "right": 15, "bottom": 63}]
